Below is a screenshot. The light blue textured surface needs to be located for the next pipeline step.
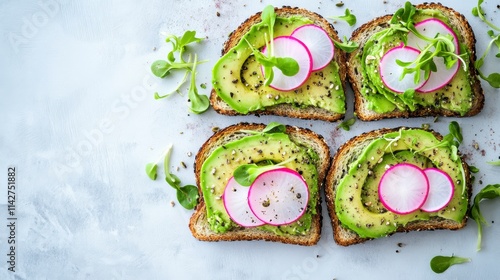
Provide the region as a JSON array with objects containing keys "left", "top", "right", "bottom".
[{"left": 1, "top": 0, "right": 499, "bottom": 279}]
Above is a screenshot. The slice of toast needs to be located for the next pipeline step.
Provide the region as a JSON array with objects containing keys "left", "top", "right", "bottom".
[
  {"left": 189, "top": 123, "right": 331, "bottom": 245},
  {"left": 325, "top": 127, "right": 472, "bottom": 246},
  {"left": 347, "top": 2, "right": 484, "bottom": 121},
  {"left": 210, "top": 6, "right": 347, "bottom": 122}
]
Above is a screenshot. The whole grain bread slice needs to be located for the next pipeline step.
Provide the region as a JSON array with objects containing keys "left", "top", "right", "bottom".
[
  {"left": 347, "top": 2, "right": 484, "bottom": 121},
  {"left": 324, "top": 127, "right": 472, "bottom": 246},
  {"left": 210, "top": 6, "right": 347, "bottom": 122},
  {"left": 189, "top": 123, "right": 331, "bottom": 245}
]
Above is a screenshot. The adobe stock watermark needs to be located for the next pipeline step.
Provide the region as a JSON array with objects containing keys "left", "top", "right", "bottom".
[
  {"left": 8, "top": 0, "right": 61, "bottom": 54},
  {"left": 53, "top": 74, "right": 159, "bottom": 179}
]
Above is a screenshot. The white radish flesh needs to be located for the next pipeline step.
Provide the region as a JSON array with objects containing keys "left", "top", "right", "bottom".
[
  {"left": 379, "top": 45, "right": 427, "bottom": 93},
  {"left": 291, "top": 24, "right": 335, "bottom": 71},
  {"left": 248, "top": 168, "right": 309, "bottom": 226},
  {"left": 261, "top": 36, "right": 313, "bottom": 91},
  {"left": 420, "top": 168, "right": 455, "bottom": 212},
  {"left": 378, "top": 163, "right": 429, "bottom": 215},
  {"left": 223, "top": 177, "right": 265, "bottom": 227},
  {"left": 406, "top": 18, "right": 460, "bottom": 93}
]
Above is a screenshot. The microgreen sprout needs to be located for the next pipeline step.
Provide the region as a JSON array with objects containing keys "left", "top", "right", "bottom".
[
  {"left": 330, "top": 8, "right": 357, "bottom": 26},
  {"left": 487, "top": 160, "right": 500, "bottom": 166},
  {"left": 337, "top": 117, "right": 356, "bottom": 131},
  {"left": 376, "top": 2, "right": 465, "bottom": 85},
  {"left": 472, "top": 0, "right": 500, "bottom": 88},
  {"left": 146, "top": 144, "right": 199, "bottom": 210},
  {"left": 240, "top": 122, "right": 286, "bottom": 135},
  {"left": 151, "top": 30, "right": 210, "bottom": 113},
  {"left": 470, "top": 184, "right": 500, "bottom": 251},
  {"left": 334, "top": 36, "right": 359, "bottom": 53},
  {"left": 430, "top": 255, "right": 470, "bottom": 273},
  {"left": 233, "top": 157, "right": 296, "bottom": 186}
]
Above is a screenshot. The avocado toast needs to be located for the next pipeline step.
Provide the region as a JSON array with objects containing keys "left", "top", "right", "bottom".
[
  {"left": 189, "top": 123, "right": 330, "bottom": 245},
  {"left": 325, "top": 126, "right": 472, "bottom": 246},
  {"left": 211, "top": 6, "right": 347, "bottom": 122},
  {"left": 348, "top": 2, "right": 484, "bottom": 121}
]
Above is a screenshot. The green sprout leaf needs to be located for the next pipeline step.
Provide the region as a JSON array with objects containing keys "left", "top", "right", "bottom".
[
  {"left": 472, "top": 0, "right": 500, "bottom": 88},
  {"left": 449, "top": 121, "right": 463, "bottom": 144},
  {"left": 187, "top": 54, "right": 210, "bottom": 114},
  {"left": 470, "top": 184, "right": 500, "bottom": 251},
  {"left": 176, "top": 185, "right": 199, "bottom": 210},
  {"left": 333, "top": 36, "right": 359, "bottom": 53},
  {"left": 430, "top": 255, "right": 470, "bottom": 273},
  {"left": 145, "top": 163, "right": 158, "bottom": 180},
  {"left": 337, "top": 117, "right": 356, "bottom": 131},
  {"left": 152, "top": 30, "right": 210, "bottom": 112},
  {"left": 233, "top": 157, "right": 296, "bottom": 186},
  {"left": 275, "top": 57, "right": 300, "bottom": 76},
  {"left": 330, "top": 8, "right": 357, "bottom": 26},
  {"left": 261, "top": 122, "right": 286, "bottom": 134},
  {"left": 487, "top": 160, "right": 500, "bottom": 166},
  {"left": 469, "top": 165, "right": 480, "bottom": 173},
  {"left": 163, "top": 144, "right": 181, "bottom": 188}
]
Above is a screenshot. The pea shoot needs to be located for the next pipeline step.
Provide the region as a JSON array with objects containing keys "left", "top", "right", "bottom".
[
  {"left": 472, "top": 0, "right": 500, "bottom": 88},
  {"left": 470, "top": 184, "right": 500, "bottom": 251},
  {"left": 337, "top": 117, "right": 356, "bottom": 131},
  {"left": 151, "top": 30, "right": 210, "bottom": 113},
  {"left": 333, "top": 36, "right": 359, "bottom": 53},
  {"left": 145, "top": 144, "right": 199, "bottom": 210},
  {"left": 245, "top": 5, "right": 300, "bottom": 86},
  {"left": 430, "top": 255, "right": 470, "bottom": 273},
  {"left": 330, "top": 8, "right": 357, "bottom": 26}
]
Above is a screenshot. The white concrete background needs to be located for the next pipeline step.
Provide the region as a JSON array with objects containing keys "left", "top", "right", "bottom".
[{"left": 1, "top": 0, "right": 499, "bottom": 279}]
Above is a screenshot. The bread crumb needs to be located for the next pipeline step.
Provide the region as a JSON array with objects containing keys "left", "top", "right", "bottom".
[{"left": 170, "top": 201, "right": 175, "bottom": 207}]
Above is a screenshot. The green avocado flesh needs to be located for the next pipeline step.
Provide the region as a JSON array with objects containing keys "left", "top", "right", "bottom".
[
  {"left": 357, "top": 9, "right": 474, "bottom": 115},
  {"left": 335, "top": 129, "right": 468, "bottom": 238},
  {"left": 200, "top": 132, "right": 319, "bottom": 235},
  {"left": 212, "top": 16, "right": 345, "bottom": 114}
]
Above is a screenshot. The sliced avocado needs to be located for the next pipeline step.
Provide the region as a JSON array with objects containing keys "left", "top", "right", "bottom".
[
  {"left": 212, "top": 16, "right": 345, "bottom": 114},
  {"left": 200, "top": 132, "right": 318, "bottom": 235},
  {"left": 335, "top": 129, "right": 468, "bottom": 238},
  {"left": 358, "top": 9, "right": 474, "bottom": 115}
]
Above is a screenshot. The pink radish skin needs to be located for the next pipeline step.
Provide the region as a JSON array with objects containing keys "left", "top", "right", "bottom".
[
  {"left": 406, "top": 18, "right": 460, "bottom": 93},
  {"left": 420, "top": 168, "right": 455, "bottom": 212},
  {"left": 290, "top": 24, "right": 335, "bottom": 71},
  {"left": 379, "top": 44, "right": 428, "bottom": 93},
  {"left": 378, "top": 163, "right": 429, "bottom": 215},
  {"left": 261, "top": 36, "right": 313, "bottom": 91},
  {"left": 223, "top": 177, "right": 265, "bottom": 227},
  {"left": 248, "top": 168, "right": 309, "bottom": 226}
]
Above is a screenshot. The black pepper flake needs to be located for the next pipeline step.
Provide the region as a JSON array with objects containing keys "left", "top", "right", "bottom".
[{"left": 216, "top": 11, "right": 221, "bottom": 17}]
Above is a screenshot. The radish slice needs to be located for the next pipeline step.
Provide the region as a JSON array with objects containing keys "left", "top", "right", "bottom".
[
  {"left": 261, "top": 36, "right": 313, "bottom": 91},
  {"left": 420, "top": 168, "right": 455, "bottom": 212},
  {"left": 406, "top": 18, "right": 460, "bottom": 93},
  {"left": 378, "top": 163, "right": 429, "bottom": 215},
  {"left": 248, "top": 168, "right": 309, "bottom": 226},
  {"left": 290, "top": 24, "right": 334, "bottom": 71},
  {"left": 379, "top": 45, "right": 427, "bottom": 93},
  {"left": 223, "top": 177, "right": 265, "bottom": 227}
]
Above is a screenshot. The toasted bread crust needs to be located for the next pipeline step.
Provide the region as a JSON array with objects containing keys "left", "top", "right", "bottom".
[
  {"left": 210, "top": 6, "right": 347, "bottom": 122},
  {"left": 189, "top": 123, "right": 331, "bottom": 245},
  {"left": 347, "top": 2, "right": 484, "bottom": 121},
  {"left": 325, "top": 127, "right": 472, "bottom": 246}
]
